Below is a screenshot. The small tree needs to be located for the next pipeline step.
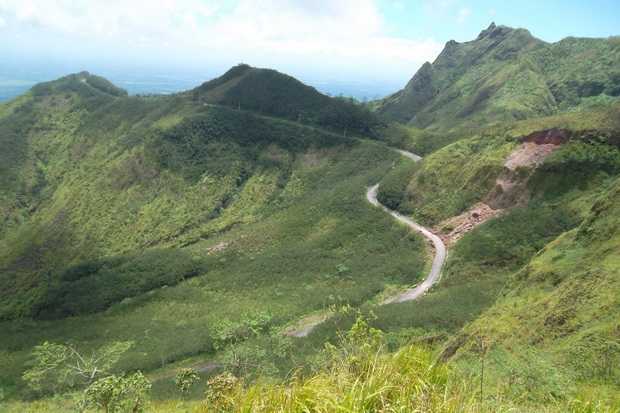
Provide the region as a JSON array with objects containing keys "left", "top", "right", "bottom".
[
  {"left": 174, "top": 367, "right": 200, "bottom": 395},
  {"left": 23, "top": 341, "right": 133, "bottom": 394},
  {"left": 81, "top": 371, "right": 151, "bottom": 413},
  {"left": 204, "top": 372, "right": 239, "bottom": 412}
]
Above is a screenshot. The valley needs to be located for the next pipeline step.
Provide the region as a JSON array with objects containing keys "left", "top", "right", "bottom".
[{"left": 0, "top": 22, "right": 619, "bottom": 413}]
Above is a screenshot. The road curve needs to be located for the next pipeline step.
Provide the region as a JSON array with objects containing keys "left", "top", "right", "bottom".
[{"left": 366, "top": 180, "right": 446, "bottom": 303}]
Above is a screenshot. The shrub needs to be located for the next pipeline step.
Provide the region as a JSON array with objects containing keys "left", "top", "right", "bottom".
[
  {"left": 174, "top": 368, "right": 200, "bottom": 395},
  {"left": 81, "top": 372, "right": 151, "bottom": 413}
]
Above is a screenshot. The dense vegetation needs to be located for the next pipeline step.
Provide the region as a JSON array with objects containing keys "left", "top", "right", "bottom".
[
  {"left": 2, "top": 23, "right": 620, "bottom": 412},
  {"left": 376, "top": 23, "right": 620, "bottom": 141},
  {"left": 0, "top": 72, "right": 429, "bottom": 407},
  {"left": 191, "top": 64, "right": 381, "bottom": 137}
]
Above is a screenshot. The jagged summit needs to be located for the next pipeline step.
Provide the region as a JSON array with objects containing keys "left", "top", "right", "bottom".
[
  {"left": 376, "top": 24, "right": 618, "bottom": 128},
  {"left": 476, "top": 21, "right": 497, "bottom": 39}
]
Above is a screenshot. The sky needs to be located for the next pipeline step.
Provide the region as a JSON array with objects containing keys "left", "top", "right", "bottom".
[{"left": 0, "top": 0, "right": 619, "bottom": 95}]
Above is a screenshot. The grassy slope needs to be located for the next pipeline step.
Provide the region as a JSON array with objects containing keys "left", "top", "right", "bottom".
[
  {"left": 0, "top": 76, "right": 429, "bottom": 399},
  {"left": 378, "top": 103, "right": 620, "bottom": 225},
  {"left": 191, "top": 64, "right": 380, "bottom": 136},
  {"left": 372, "top": 105, "right": 620, "bottom": 405},
  {"left": 448, "top": 177, "right": 620, "bottom": 406},
  {"left": 2, "top": 54, "right": 620, "bottom": 411},
  {"left": 376, "top": 24, "right": 620, "bottom": 154}
]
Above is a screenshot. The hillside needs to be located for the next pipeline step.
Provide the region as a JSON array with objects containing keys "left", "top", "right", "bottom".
[
  {"left": 191, "top": 64, "right": 380, "bottom": 136},
  {"left": 2, "top": 24, "right": 620, "bottom": 413},
  {"left": 376, "top": 23, "right": 620, "bottom": 131},
  {"left": 0, "top": 71, "right": 433, "bottom": 404},
  {"left": 370, "top": 103, "right": 620, "bottom": 406}
]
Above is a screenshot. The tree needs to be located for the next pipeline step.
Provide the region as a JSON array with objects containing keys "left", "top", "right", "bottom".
[
  {"left": 81, "top": 372, "right": 151, "bottom": 413},
  {"left": 22, "top": 341, "right": 133, "bottom": 394},
  {"left": 174, "top": 368, "right": 200, "bottom": 395}
]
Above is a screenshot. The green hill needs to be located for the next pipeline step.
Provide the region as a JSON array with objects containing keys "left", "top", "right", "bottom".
[
  {"left": 376, "top": 23, "right": 620, "bottom": 131},
  {"left": 191, "top": 64, "right": 380, "bottom": 136},
  {"left": 0, "top": 71, "right": 431, "bottom": 404},
  {"left": 2, "top": 24, "right": 620, "bottom": 413}
]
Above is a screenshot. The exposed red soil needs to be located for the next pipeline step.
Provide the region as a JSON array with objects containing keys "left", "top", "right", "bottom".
[
  {"left": 434, "top": 202, "right": 503, "bottom": 246},
  {"left": 521, "top": 128, "right": 571, "bottom": 145},
  {"left": 436, "top": 129, "right": 569, "bottom": 244}
]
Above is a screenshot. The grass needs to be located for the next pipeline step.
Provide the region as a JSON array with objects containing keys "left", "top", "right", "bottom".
[
  {"left": 0, "top": 132, "right": 428, "bottom": 400},
  {"left": 2, "top": 59, "right": 620, "bottom": 412},
  {"left": 376, "top": 25, "right": 620, "bottom": 132},
  {"left": 378, "top": 133, "right": 515, "bottom": 225}
]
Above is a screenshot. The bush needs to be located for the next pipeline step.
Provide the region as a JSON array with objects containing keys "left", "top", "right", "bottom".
[
  {"left": 35, "top": 249, "right": 205, "bottom": 318},
  {"left": 377, "top": 160, "right": 418, "bottom": 211},
  {"left": 81, "top": 372, "right": 151, "bottom": 413}
]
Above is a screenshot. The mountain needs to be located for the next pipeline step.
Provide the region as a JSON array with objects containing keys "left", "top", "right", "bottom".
[
  {"left": 0, "top": 68, "right": 393, "bottom": 321},
  {"left": 191, "top": 63, "right": 380, "bottom": 136},
  {"left": 0, "top": 69, "right": 432, "bottom": 405},
  {"left": 2, "top": 25, "right": 620, "bottom": 413},
  {"left": 377, "top": 23, "right": 620, "bottom": 129}
]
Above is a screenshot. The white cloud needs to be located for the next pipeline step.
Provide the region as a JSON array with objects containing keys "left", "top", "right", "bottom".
[
  {"left": 0, "top": 15, "right": 5, "bottom": 28},
  {"left": 457, "top": 7, "right": 471, "bottom": 24},
  {"left": 0, "top": 0, "right": 443, "bottom": 80}
]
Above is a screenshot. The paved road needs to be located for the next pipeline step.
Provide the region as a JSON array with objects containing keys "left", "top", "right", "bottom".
[
  {"left": 366, "top": 181, "right": 446, "bottom": 303},
  {"left": 289, "top": 148, "right": 447, "bottom": 337}
]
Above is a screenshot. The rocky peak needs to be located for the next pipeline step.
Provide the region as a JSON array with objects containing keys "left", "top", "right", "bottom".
[{"left": 476, "top": 22, "right": 515, "bottom": 40}]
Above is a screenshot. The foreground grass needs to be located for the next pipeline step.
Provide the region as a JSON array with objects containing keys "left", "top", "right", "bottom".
[{"left": 2, "top": 339, "right": 616, "bottom": 413}]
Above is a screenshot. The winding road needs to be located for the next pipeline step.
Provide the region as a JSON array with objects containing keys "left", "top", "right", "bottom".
[
  {"left": 366, "top": 182, "right": 446, "bottom": 303},
  {"left": 368, "top": 148, "right": 446, "bottom": 303},
  {"left": 161, "top": 147, "right": 448, "bottom": 378},
  {"left": 288, "top": 148, "right": 447, "bottom": 337}
]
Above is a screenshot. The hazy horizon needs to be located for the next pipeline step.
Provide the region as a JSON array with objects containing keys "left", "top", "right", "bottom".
[{"left": 1, "top": 0, "right": 619, "bottom": 101}]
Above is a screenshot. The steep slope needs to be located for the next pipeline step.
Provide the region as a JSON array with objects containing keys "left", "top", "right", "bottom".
[
  {"left": 191, "top": 64, "right": 380, "bottom": 136},
  {"left": 0, "top": 71, "right": 367, "bottom": 320},
  {"left": 378, "top": 103, "right": 620, "bottom": 226},
  {"left": 445, "top": 176, "right": 620, "bottom": 404},
  {"left": 377, "top": 23, "right": 620, "bottom": 130},
  {"left": 0, "top": 73, "right": 433, "bottom": 400},
  {"left": 372, "top": 104, "right": 620, "bottom": 404}
]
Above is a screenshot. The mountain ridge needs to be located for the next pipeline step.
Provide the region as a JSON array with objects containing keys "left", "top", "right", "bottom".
[{"left": 376, "top": 23, "right": 620, "bottom": 129}]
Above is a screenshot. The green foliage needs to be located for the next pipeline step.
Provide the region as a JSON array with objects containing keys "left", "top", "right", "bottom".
[
  {"left": 81, "top": 371, "right": 151, "bottom": 413},
  {"left": 22, "top": 341, "right": 133, "bottom": 394},
  {"left": 35, "top": 249, "right": 205, "bottom": 318},
  {"left": 32, "top": 72, "right": 127, "bottom": 98},
  {"left": 204, "top": 372, "right": 240, "bottom": 412},
  {"left": 211, "top": 312, "right": 274, "bottom": 351},
  {"left": 3, "top": 53, "right": 620, "bottom": 412},
  {"left": 380, "top": 134, "right": 514, "bottom": 225},
  {"left": 376, "top": 24, "right": 620, "bottom": 131},
  {"left": 220, "top": 333, "right": 294, "bottom": 379},
  {"left": 197, "top": 326, "right": 468, "bottom": 413},
  {"left": 530, "top": 139, "right": 620, "bottom": 197},
  {"left": 0, "top": 115, "right": 427, "bottom": 401},
  {"left": 376, "top": 159, "right": 418, "bottom": 210},
  {"left": 446, "top": 177, "right": 620, "bottom": 405},
  {"left": 449, "top": 204, "right": 577, "bottom": 273},
  {"left": 192, "top": 64, "right": 381, "bottom": 136},
  {"left": 174, "top": 368, "right": 200, "bottom": 395}
]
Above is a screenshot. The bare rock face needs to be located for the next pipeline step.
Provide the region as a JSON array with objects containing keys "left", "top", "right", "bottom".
[{"left": 488, "top": 129, "right": 571, "bottom": 209}]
